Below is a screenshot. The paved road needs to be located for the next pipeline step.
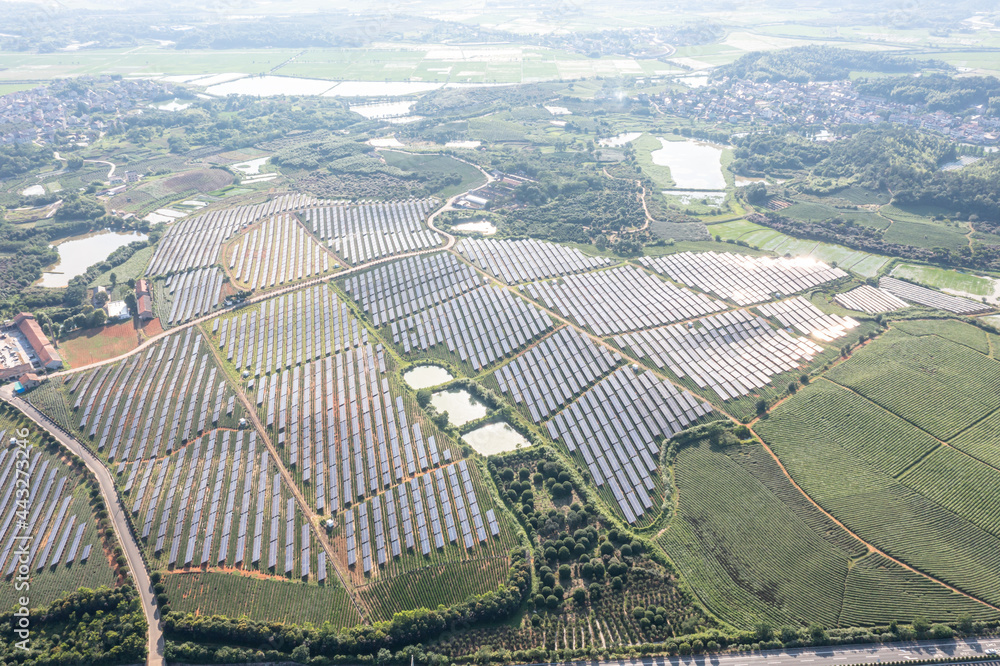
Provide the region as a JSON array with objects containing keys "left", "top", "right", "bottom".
[
  {"left": 578, "top": 637, "right": 999, "bottom": 666},
  {"left": 0, "top": 385, "right": 165, "bottom": 666}
]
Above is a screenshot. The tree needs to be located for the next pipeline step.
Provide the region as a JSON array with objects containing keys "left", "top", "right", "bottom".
[
  {"left": 416, "top": 389, "right": 431, "bottom": 408},
  {"left": 88, "top": 309, "right": 107, "bottom": 328},
  {"left": 913, "top": 616, "right": 931, "bottom": 636},
  {"left": 754, "top": 621, "right": 774, "bottom": 642}
]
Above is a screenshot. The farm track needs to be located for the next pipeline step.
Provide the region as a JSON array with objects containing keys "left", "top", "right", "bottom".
[
  {"left": 19, "top": 170, "right": 998, "bottom": 647},
  {"left": 749, "top": 420, "right": 1000, "bottom": 616},
  {"left": 819, "top": 375, "right": 1000, "bottom": 478},
  {"left": 7, "top": 177, "right": 486, "bottom": 648},
  {"left": 199, "top": 331, "right": 371, "bottom": 623},
  {"left": 0, "top": 384, "right": 166, "bottom": 666}
]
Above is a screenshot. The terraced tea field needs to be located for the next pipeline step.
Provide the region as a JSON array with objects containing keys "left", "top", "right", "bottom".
[
  {"left": 757, "top": 355, "right": 1000, "bottom": 610},
  {"left": 658, "top": 437, "right": 999, "bottom": 628},
  {"left": 824, "top": 327, "right": 1000, "bottom": 440}
]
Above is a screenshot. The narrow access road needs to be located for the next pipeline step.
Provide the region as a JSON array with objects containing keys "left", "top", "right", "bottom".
[{"left": 0, "top": 385, "right": 165, "bottom": 666}]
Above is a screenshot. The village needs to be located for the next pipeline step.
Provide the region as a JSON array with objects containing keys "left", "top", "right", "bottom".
[
  {"left": 0, "top": 76, "right": 180, "bottom": 146},
  {"left": 657, "top": 77, "right": 1000, "bottom": 145}
]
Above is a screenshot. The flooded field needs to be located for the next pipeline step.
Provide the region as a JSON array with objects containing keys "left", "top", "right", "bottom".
[
  {"left": 451, "top": 220, "right": 496, "bottom": 234},
  {"left": 463, "top": 421, "right": 528, "bottom": 455},
  {"left": 349, "top": 101, "right": 415, "bottom": 119},
  {"left": 598, "top": 132, "right": 641, "bottom": 147},
  {"left": 651, "top": 138, "right": 727, "bottom": 190},
  {"left": 403, "top": 365, "right": 454, "bottom": 389},
  {"left": 431, "top": 389, "right": 488, "bottom": 426},
  {"left": 664, "top": 190, "right": 727, "bottom": 206},
  {"left": 231, "top": 157, "right": 269, "bottom": 175},
  {"left": 39, "top": 230, "right": 148, "bottom": 288}
]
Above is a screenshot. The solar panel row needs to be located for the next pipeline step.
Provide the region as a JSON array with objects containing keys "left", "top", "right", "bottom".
[
  {"left": 458, "top": 237, "right": 612, "bottom": 284},
  {"left": 525, "top": 265, "right": 725, "bottom": 336},
  {"left": 392, "top": 285, "right": 551, "bottom": 370},
  {"left": 546, "top": 366, "right": 711, "bottom": 524}
]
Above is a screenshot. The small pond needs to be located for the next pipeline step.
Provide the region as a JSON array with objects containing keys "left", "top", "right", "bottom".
[
  {"left": 452, "top": 220, "right": 496, "bottom": 235},
  {"left": 651, "top": 138, "right": 727, "bottom": 190},
  {"left": 38, "top": 230, "right": 148, "bottom": 288},
  {"left": 403, "top": 365, "right": 454, "bottom": 389},
  {"left": 462, "top": 421, "right": 529, "bottom": 456},
  {"left": 431, "top": 389, "right": 487, "bottom": 426}
]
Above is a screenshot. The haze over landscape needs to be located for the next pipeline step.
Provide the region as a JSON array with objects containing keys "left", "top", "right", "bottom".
[{"left": 2, "top": 1, "right": 1000, "bottom": 665}]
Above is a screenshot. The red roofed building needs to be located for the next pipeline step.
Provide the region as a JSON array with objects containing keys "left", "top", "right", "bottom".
[
  {"left": 136, "top": 279, "right": 150, "bottom": 296},
  {"left": 13, "top": 313, "right": 62, "bottom": 370},
  {"left": 137, "top": 294, "right": 154, "bottom": 321}
]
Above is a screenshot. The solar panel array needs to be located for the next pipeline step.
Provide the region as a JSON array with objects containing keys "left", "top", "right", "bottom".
[
  {"left": 392, "top": 285, "right": 552, "bottom": 370},
  {"left": 616, "top": 310, "right": 823, "bottom": 401},
  {"left": 217, "top": 284, "right": 359, "bottom": 377},
  {"left": 343, "top": 460, "right": 498, "bottom": 578},
  {"left": 229, "top": 213, "right": 335, "bottom": 290},
  {"left": 639, "top": 252, "right": 849, "bottom": 306},
  {"left": 756, "top": 297, "right": 860, "bottom": 342},
  {"left": 525, "top": 266, "right": 724, "bottom": 335},
  {"left": 43, "top": 329, "right": 243, "bottom": 462},
  {"left": 300, "top": 200, "right": 440, "bottom": 265},
  {"left": 496, "top": 327, "right": 622, "bottom": 422},
  {"left": 343, "top": 253, "right": 484, "bottom": 326},
  {"left": 458, "top": 238, "right": 612, "bottom": 284},
  {"left": 545, "top": 367, "right": 711, "bottom": 524},
  {"left": 0, "top": 445, "right": 98, "bottom": 576},
  {"left": 260, "top": 342, "right": 453, "bottom": 513},
  {"left": 164, "top": 267, "right": 224, "bottom": 324},
  {"left": 834, "top": 285, "right": 909, "bottom": 314},
  {"left": 125, "top": 430, "right": 319, "bottom": 578},
  {"left": 879, "top": 277, "right": 991, "bottom": 315},
  {"left": 148, "top": 193, "right": 317, "bottom": 275}
]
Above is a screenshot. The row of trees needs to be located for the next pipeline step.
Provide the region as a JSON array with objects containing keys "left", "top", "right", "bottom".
[{"left": 164, "top": 549, "right": 532, "bottom": 661}]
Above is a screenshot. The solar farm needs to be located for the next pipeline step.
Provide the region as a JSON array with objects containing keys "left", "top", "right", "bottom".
[
  {"left": 392, "top": 285, "right": 553, "bottom": 370},
  {"left": 14, "top": 184, "right": 1000, "bottom": 646},
  {"left": 458, "top": 237, "right": 612, "bottom": 283},
  {"left": 525, "top": 265, "right": 725, "bottom": 335},
  {"left": 122, "top": 429, "right": 321, "bottom": 577},
  {"left": 639, "top": 252, "right": 849, "bottom": 305},
  {"left": 0, "top": 412, "right": 115, "bottom": 610},
  {"left": 834, "top": 284, "right": 910, "bottom": 314},
  {"left": 226, "top": 213, "right": 337, "bottom": 290},
  {"left": 28, "top": 329, "right": 246, "bottom": 463},
  {"left": 300, "top": 200, "right": 443, "bottom": 265},
  {"left": 616, "top": 309, "right": 825, "bottom": 403},
  {"left": 878, "top": 276, "right": 992, "bottom": 315}
]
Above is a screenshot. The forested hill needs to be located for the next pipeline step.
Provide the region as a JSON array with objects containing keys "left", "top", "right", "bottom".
[
  {"left": 855, "top": 74, "right": 1000, "bottom": 115},
  {"left": 714, "top": 46, "right": 930, "bottom": 83}
]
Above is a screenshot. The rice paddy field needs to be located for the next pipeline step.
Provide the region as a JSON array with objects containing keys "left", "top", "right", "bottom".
[
  {"left": 708, "top": 219, "right": 890, "bottom": 277},
  {"left": 891, "top": 263, "right": 999, "bottom": 303}
]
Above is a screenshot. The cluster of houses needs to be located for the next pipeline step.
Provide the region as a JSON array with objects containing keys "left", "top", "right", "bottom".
[
  {"left": 655, "top": 78, "right": 1000, "bottom": 146},
  {"left": 455, "top": 172, "right": 536, "bottom": 209},
  {"left": 92, "top": 278, "right": 154, "bottom": 322},
  {"left": 0, "top": 313, "right": 62, "bottom": 388},
  {"left": 0, "top": 76, "right": 179, "bottom": 146}
]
